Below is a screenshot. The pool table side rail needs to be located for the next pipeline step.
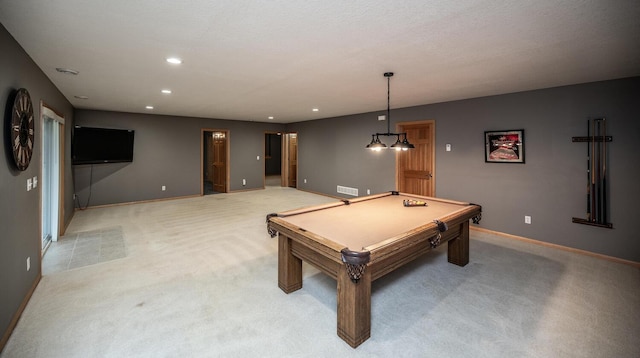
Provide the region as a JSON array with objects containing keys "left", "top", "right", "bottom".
[
  {"left": 366, "top": 204, "right": 480, "bottom": 280},
  {"left": 348, "top": 191, "right": 473, "bottom": 207},
  {"left": 273, "top": 225, "right": 346, "bottom": 285},
  {"left": 269, "top": 218, "right": 345, "bottom": 263},
  {"left": 373, "top": 217, "right": 472, "bottom": 279},
  {"left": 273, "top": 192, "right": 393, "bottom": 219},
  {"left": 399, "top": 193, "right": 473, "bottom": 207},
  {"left": 364, "top": 204, "right": 480, "bottom": 254},
  {"left": 274, "top": 201, "right": 346, "bottom": 218},
  {"left": 271, "top": 191, "right": 472, "bottom": 219}
]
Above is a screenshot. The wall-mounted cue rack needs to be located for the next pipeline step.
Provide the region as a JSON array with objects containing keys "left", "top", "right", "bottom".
[{"left": 572, "top": 118, "right": 613, "bottom": 228}]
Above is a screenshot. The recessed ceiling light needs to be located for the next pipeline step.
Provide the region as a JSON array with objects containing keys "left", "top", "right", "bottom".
[
  {"left": 312, "top": 108, "right": 319, "bottom": 112},
  {"left": 161, "top": 89, "right": 172, "bottom": 94},
  {"left": 145, "top": 105, "right": 154, "bottom": 110},
  {"left": 74, "top": 95, "right": 89, "bottom": 100},
  {"left": 56, "top": 68, "right": 79, "bottom": 75},
  {"left": 166, "top": 57, "right": 182, "bottom": 65},
  {"left": 268, "top": 116, "right": 274, "bottom": 120}
]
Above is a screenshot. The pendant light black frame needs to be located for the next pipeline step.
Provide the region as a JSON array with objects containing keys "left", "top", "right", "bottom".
[{"left": 366, "top": 72, "right": 414, "bottom": 151}]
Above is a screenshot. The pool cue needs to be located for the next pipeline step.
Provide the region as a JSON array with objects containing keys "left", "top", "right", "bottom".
[
  {"left": 596, "top": 119, "right": 604, "bottom": 223},
  {"left": 586, "top": 119, "right": 591, "bottom": 221},
  {"left": 591, "top": 119, "right": 596, "bottom": 222},
  {"left": 602, "top": 118, "right": 607, "bottom": 224},
  {"left": 597, "top": 119, "right": 603, "bottom": 223}
]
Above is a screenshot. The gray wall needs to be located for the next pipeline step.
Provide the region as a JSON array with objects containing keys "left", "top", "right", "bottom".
[
  {"left": 288, "top": 77, "right": 640, "bottom": 262},
  {"left": 291, "top": 112, "right": 397, "bottom": 194},
  {"left": 73, "top": 110, "right": 285, "bottom": 206},
  {"left": 1, "top": 24, "right": 74, "bottom": 343}
]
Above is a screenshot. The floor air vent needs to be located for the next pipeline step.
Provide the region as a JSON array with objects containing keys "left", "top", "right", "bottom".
[{"left": 337, "top": 185, "right": 358, "bottom": 197}]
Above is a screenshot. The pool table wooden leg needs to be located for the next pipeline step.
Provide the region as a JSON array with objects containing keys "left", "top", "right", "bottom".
[
  {"left": 278, "top": 234, "right": 303, "bottom": 293},
  {"left": 337, "top": 264, "right": 371, "bottom": 348},
  {"left": 447, "top": 220, "right": 469, "bottom": 266}
]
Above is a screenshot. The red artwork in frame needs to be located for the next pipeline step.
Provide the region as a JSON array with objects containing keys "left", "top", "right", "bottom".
[{"left": 484, "top": 129, "right": 525, "bottom": 163}]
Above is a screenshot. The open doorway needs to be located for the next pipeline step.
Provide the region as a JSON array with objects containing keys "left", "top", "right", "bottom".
[
  {"left": 202, "top": 129, "right": 229, "bottom": 195},
  {"left": 264, "top": 132, "right": 297, "bottom": 188},
  {"left": 264, "top": 132, "right": 282, "bottom": 187}
]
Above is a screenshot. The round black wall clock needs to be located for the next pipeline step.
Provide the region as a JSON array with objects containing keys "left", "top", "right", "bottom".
[{"left": 10, "top": 88, "right": 35, "bottom": 171}]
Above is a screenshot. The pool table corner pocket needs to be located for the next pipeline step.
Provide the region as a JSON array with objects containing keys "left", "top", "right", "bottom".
[{"left": 340, "top": 249, "right": 371, "bottom": 283}]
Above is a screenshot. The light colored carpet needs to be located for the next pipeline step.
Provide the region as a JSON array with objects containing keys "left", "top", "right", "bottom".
[{"left": 2, "top": 187, "right": 639, "bottom": 357}]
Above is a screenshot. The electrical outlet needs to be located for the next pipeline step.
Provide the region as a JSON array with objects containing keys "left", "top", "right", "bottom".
[
  {"left": 525, "top": 216, "right": 532, "bottom": 224},
  {"left": 446, "top": 144, "right": 452, "bottom": 152},
  {"left": 242, "top": 179, "right": 246, "bottom": 186},
  {"left": 304, "top": 179, "right": 307, "bottom": 184},
  {"left": 26, "top": 257, "right": 30, "bottom": 271},
  {"left": 162, "top": 185, "right": 166, "bottom": 191},
  {"left": 257, "top": 155, "right": 260, "bottom": 160},
  {"left": 367, "top": 189, "right": 371, "bottom": 195}
]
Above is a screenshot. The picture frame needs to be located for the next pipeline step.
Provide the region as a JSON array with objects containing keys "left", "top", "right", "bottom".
[{"left": 484, "top": 129, "right": 525, "bottom": 163}]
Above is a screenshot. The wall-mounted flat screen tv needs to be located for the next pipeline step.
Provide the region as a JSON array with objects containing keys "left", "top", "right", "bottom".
[{"left": 72, "top": 126, "right": 135, "bottom": 165}]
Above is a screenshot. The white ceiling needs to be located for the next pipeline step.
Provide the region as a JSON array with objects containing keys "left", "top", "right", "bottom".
[{"left": 1, "top": 0, "right": 639, "bottom": 123}]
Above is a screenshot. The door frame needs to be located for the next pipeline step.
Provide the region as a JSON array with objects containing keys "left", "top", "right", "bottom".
[
  {"left": 200, "top": 128, "right": 230, "bottom": 195},
  {"left": 264, "top": 131, "right": 298, "bottom": 188},
  {"left": 263, "top": 131, "right": 283, "bottom": 187},
  {"left": 280, "top": 132, "right": 298, "bottom": 188},
  {"left": 40, "top": 102, "right": 65, "bottom": 252},
  {"left": 395, "top": 120, "right": 436, "bottom": 196}
]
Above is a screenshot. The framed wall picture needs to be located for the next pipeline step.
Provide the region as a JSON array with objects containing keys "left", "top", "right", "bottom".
[{"left": 484, "top": 129, "right": 525, "bottom": 163}]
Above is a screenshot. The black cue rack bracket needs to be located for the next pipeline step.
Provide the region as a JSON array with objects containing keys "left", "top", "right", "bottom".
[{"left": 571, "top": 118, "right": 613, "bottom": 229}]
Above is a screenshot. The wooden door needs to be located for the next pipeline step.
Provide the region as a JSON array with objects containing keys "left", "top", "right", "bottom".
[
  {"left": 397, "top": 121, "right": 435, "bottom": 196},
  {"left": 287, "top": 134, "right": 297, "bottom": 188},
  {"left": 212, "top": 132, "right": 227, "bottom": 192},
  {"left": 280, "top": 133, "right": 298, "bottom": 188},
  {"left": 205, "top": 134, "right": 215, "bottom": 184}
]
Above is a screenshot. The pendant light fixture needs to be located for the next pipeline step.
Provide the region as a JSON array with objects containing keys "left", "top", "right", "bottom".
[{"left": 366, "top": 72, "right": 414, "bottom": 151}]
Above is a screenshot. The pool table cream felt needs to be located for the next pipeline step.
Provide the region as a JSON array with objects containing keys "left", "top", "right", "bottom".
[{"left": 275, "top": 193, "right": 472, "bottom": 252}]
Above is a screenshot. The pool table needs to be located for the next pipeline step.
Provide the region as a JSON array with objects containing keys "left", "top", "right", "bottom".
[{"left": 266, "top": 191, "right": 481, "bottom": 348}]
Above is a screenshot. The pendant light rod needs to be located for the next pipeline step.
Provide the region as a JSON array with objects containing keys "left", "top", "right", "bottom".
[
  {"left": 372, "top": 72, "right": 397, "bottom": 136},
  {"left": 385, "top": 72, "right": 392, "bottom": 134}
]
